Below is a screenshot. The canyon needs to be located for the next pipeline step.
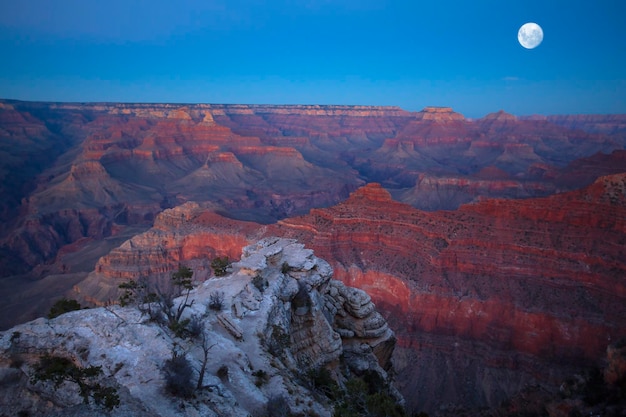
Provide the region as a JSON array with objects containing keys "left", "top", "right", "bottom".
[
  {"left": 1, "top": 99, "right": 626, "bottom": 414},
  {"left": 73, "top": 175, "right": 626, "bottom": 413}
]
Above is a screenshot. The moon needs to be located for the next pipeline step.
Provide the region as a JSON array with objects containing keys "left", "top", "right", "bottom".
[{"left": 518, "top": 22, "right": 543, "bottom": 49}]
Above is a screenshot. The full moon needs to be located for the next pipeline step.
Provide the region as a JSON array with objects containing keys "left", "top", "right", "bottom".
[{"left": 518, "top": 22, "right": 543, "bottom": 49}]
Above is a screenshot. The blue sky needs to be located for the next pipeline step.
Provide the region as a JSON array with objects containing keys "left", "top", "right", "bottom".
[{"left": 1, "top": 0, "right": 625, "bottom": 117}]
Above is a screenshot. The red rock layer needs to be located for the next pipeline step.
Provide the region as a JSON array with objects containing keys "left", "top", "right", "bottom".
[
  {"left": 271, "top": 180, "right": 626, "bottom": 411},
  {"left": 1, "top": 102, "right": 367, "bottom": 276},
  {"left": 274, "top": 181, "right": 626, "bottom": 351},
  {"left": 79, "top": 176, "right": 626, "bottom": 412},
  {"left": 546, "top": 114, "right": 626, "bottom": 138}
]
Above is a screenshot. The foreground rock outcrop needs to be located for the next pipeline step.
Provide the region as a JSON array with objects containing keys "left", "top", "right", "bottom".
[{"left": 0, "top": 238, "right": 402, "bottom": 416}]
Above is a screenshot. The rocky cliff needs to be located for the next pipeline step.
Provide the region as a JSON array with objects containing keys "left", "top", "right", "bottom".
[
  {"left": 2, "top": 100, "right": 626, "bottom": 414},
  {"left": 2, "top": 100, "right": 625, "bottom": 282},
  {"left": 274, "top": 179, "right": 626, "bottom": 412},
  {"left": 74, "top": 175, "right": 626, "bottom": 414},
  {"left": 0, "top": 238, "right": 402, "bottom": 416},
  {"left": 546, "top": 114, "right": 626, "bottom": 138}
]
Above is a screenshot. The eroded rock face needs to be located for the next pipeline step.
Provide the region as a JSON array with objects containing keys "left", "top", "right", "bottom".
[
  {"left": 0, "top": 238, "right": 401, "bottom": 417},
  {"left": 75, "top": 177, "right": 626, "bottom": 413},
  {"left": 2, "top": 100, "right": 626, "bottom": 413},
  {"left": 2, "top": 100, "right": 625, "bottom": 282},
  {"left": 274, "top": 179, "right": 626, "bottom": 412},
  {"left": 236, "top": 238, "right": 397, "bottom": 379}
]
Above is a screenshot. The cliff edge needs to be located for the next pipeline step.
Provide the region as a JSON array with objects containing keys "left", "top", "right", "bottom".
[{"left": 0, "top": 238, "right": 402, "bottom": 416}]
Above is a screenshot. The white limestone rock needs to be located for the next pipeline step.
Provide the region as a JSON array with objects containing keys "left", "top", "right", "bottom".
[{"left": 0, "top": 237, "right": 401, "bottom": 416}]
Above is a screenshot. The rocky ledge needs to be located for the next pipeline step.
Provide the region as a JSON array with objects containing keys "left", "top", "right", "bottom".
[{"left": 0, "top": 238, "right": 401, "bottom": 417}]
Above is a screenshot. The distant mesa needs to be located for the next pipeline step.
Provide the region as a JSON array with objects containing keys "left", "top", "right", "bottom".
[
  {"left": 481, "top": 109, "right": 518, "bottom": 121},
  {"left": 415, "top": 106, "right": 465, "bottom": 121}
]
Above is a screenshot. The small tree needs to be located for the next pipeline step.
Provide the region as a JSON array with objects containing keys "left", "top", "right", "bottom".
[
  {"left": 252, "top": 274, "right": 268, "bottom": 292},
  {"left": 118, "top": 280, "right": 141, "bottom": 307},
  {"left": 211, "top": 256, "right": 231, "bottom": 277},
  {"left": 48, "top": 298, "right": 82, "bottom": 319},
  {"left": 159, "top": 265, "right": 195, "bottom": 329},
  {"left": 119, "top": 267, "right": 196, "bottom": 337},
  {"left": 118, "top": 277, "right": 159, "bottom": 318},
  {"left": 30, "top": 354, "right": 120, "bottom": 410},
  {"left": 196, "top": 331, "right": 216, "bottom": 389},
  {"left": 163, "top": 349, "right": 194, "bottom": 398}
]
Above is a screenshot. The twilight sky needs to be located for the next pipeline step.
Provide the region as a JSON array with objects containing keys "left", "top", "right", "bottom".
[{"left": 1, "top": 0, "right": 625, "bottom": 118}]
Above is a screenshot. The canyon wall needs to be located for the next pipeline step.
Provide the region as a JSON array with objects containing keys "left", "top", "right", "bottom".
[
  {"left": 2, "top": 100, "right": 626, "bottom": 412},
  {"left": 2, "top": 100, "right": 625, "bottom": 281},
  {"left": 74, "top": 176, "right": 626, "bottom": 413}
]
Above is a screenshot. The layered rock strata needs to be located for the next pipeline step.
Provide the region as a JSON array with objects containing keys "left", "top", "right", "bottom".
[
  {"left": 273, "top": 180, "right": 626, "bottom": 412},
  {"left": 2, "top": 100, "right": 625, "bottom": 281},
  {"left": 77, "top": 176, "right": 626, "bottom": 413}
]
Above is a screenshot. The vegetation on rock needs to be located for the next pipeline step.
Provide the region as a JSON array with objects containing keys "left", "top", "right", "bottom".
[
  {"left": 208, "top": 290, "right": 225, "bottom": 311},
  {"left": 47, "top": 298, "right": 82, "bottom": 319},
  {"left": 211, "top": 256, "right": 231, "bottom": 277},
  {"left": 30, "top": 354, "right": 120, "bottom": 410},
  {"left": 162, "top": 350, "right": 195, "bottom": 398}
]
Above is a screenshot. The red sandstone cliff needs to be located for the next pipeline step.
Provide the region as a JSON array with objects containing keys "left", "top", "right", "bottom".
[
  {"left": 70, "top": 175, "right": 626, "bottom": 413},
  {"left": 0, "top": 96, "right": 622, "bottom": 416}
]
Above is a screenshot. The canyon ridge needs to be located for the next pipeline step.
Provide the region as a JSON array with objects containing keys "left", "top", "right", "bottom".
[{"left": 1, "top": 99, "right": 625, "bottom": 414}]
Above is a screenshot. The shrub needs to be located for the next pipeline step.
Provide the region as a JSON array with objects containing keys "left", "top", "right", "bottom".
[
  {"left": 163, "top": 351, "right": 194, "bottom": 398},
  {"left": 211, "top": 257, "right": 231, "bottom": 277},
  {"left": 118, "top": 279, "right": 140, "bottom": 306},
  {"left": 185, "top": 314, "right": 203, "bottom": 339},
  {"left": 332, "top": 376, "right": 408, "bottom": 417},
  {"left": 48, "top": 298, "right": 82, "bottom": 319},
  {"left": 118, "top": 277, "right": 158, "bottom": 310},
  {"left": 10, "top": 331, "right": 21, "bottom": 344},
  {"left": 266, "top": 395, "right": 290, "bottom": 417},
  {"left": 253, "top": 369, "right": 269, "bottom": 387},
  {"left": 252, "top": 274, "right": 268, "bottom": 292},
  {"left": 267, "top": 325, "right": 290, "bottom": 357},
  {"left": 168, "top": 318, "right": 191, "bottom": 339},
  {"left": 281, "top": 262, "right": 290, "bottom": 274},
  {"left": 307, "top": 366, "right": 339, "bottom": 399},
  {"left": 217, "top": 365, "right": 229, "bottom": 380},
  {"left": 30, "top": 354, "right": 119, "bottom": 410},
  {"left": 208, "top": 291, "right": 225, "bottom": 311}
]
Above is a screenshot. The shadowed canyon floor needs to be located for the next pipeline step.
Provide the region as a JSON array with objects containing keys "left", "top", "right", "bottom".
[{"left": 1, "top": 100, "right": 626, "bottom": 413}]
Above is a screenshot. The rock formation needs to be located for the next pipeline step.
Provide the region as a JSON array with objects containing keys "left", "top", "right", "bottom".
[
  {"left": 1, "top": 100, "right": 625, "bottom": 282},
  {"left": 71, "top": 175, "right": 626, "bottom": 414},
  {"left": 0, "top": 238, "right": 401, "bottom": 416},
  {"left": 273, "top": 179, "right": 626, "bottom": 412},
  {"left": 2, "top": 99, "right": 626, "bottom": 414}
]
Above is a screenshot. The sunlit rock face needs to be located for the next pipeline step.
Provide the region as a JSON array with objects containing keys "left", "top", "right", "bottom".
[
  {"left": 77, "top": 176, "right": 626, "bottom": 413},
  {"left": 273, "top": 180, "right": 626, "bottom": 412},
  {"left": 2, "top": 99, "right": 626, "bottom": 412},
  {"left": 2, "top": 100, "right": 625, "bottom": 283},
  {"left": 0, "top": 238, "right": 401, "bottom": 417}
]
